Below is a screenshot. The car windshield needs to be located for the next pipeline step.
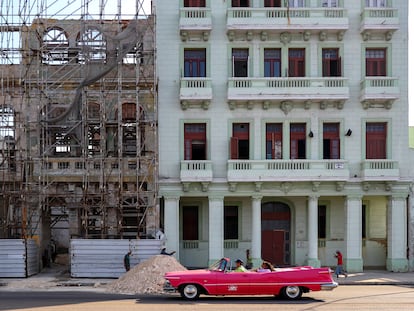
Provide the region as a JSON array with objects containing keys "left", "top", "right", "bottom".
[{"left": 209, "top": 258, "right": 228, "bottom": 272}]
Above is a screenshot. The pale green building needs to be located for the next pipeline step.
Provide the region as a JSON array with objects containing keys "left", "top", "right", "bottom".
[{"left": 156, "top": 0, "right": 413, "bottom": 272}]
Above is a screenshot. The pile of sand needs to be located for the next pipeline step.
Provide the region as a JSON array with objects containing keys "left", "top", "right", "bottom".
[{"left": 106, "top": 255, "right": 187, "bottom": 295}]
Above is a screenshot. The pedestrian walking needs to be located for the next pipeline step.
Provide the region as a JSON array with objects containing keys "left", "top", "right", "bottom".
[
  {"left": 124, "top": 251, "right": 132, "bottom": 272},
  {"left": 334, "top": 250, "right": 347, "bottom": 278},
  {"left": 245, "top": 249, "right": 253, "bottom": 269}
]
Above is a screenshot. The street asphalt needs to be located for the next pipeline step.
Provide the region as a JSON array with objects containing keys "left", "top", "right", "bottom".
[{"left": 1, "top": 264, "right": 414, "bottom": 290}]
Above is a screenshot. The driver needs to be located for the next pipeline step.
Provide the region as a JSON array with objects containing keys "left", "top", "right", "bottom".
[{"left": 234, "top": 259, "right": 248, "bottom": 272}]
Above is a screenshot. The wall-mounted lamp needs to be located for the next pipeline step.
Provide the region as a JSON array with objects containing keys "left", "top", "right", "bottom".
[
  {"left": 308, "top": 131, "right": 314, "bottom": 138},
  {"left": 345, "top": 129, "right": 352, "bottom": 136}
]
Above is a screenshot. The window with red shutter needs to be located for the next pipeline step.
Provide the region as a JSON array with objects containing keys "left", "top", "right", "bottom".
[
  {"left": 366, "top": 49, "right": 386, "bottom": 76},
  {"left": 266, "top": 123, "right": 283, "bottom": 159},
  {"left": 366, "top": 122, "right": 387, "bottom": 159},
  {"left": 288, "top": 48, "right": 305, "bottom": 77},
  {"left": 290, "top": 123, "right": 306, "bottom": 159},
  {"left": 323, "top": 123, "right": 340, "bottom": 159},
  {"left": 265, "top": 0, "right": 281, "bottom": 7},
  {"left": 184, "top": 0, "right": 206, "bottom": 7},
  {"left": 184, "top": 123, "right": 206, "bottom": 160}
]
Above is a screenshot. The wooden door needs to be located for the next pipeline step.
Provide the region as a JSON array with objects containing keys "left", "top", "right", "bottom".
[{"left": 261, "top": 230, "right": 285, "bottom": 265}]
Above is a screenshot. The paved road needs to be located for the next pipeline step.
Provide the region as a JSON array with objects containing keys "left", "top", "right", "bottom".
[{"left": 1, "top": 285, "right": 414, "bottom": 311}]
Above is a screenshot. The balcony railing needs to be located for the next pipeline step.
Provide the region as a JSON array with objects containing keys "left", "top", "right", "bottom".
[
  {"left": 360, "top": 77, "right": 399, "bottom": 101},
  {"left": 227, "top": 159, "right": 349, "bottom": 182},
  {"left": 227, "top": 8, "right": 348, "bottom": 31},
  {"left": 32, "top": 157, "right": 152, "bottom": 180},
  {"left": 361, "top": 160, "right": 399, "bottom": 180},
  {"left": 183, "top": 240, "right": 199, "bottom": 249},
  {"left": 180, "top": 78, "right": 212, "bottom": 100},
  {"left": 180, "top": 160, "right": 213, "bottom": 182},
  {"left": 224, "top": 240, "right": 239, "bottom": 249},
  {"left": 360, "top": 8, "right": 399, "bottom": 32},
  {"left": 179, "top": 8, "right": 212, "bottom": 30},
  {"left": 228, "top": 77, "right": 349, "bottom": 101}
]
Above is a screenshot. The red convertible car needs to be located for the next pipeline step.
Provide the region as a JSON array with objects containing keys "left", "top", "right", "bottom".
[{"left": 164, "top": 257, "right": 337, "bottom": 300}]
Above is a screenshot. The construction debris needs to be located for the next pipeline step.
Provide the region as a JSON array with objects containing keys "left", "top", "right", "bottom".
[{"left": 106, "top": 255, "right": 187, "bottom": 295}]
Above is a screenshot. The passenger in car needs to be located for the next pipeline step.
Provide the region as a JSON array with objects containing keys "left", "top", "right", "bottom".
[{"left": 256, "top": 261, "right": 275, "bottom": 272}]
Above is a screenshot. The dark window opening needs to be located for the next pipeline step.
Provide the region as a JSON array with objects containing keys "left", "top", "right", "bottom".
[
  {"left": 231, "top": 123, "right": 249, "bottom": 159},
  {"left": 318, "top": 205, "right": 327, "bottom": 239},
  {"left": 362, "top": 204, "right": 366, "bottom": 239},
  {"left": 232, "top": 0, "right": 249, "bottom": 7},
  {"left": 232, "top": 48, "right": 249, "bottom": 77},
  {"left": 322, "top": 48, "right": 341, "bottom": 77},
  {"left": 183, "top": 206, "right": 199, "bottom": 240},
  {"left": 224, "top": 206, "right": 238, "bottom": 240}
]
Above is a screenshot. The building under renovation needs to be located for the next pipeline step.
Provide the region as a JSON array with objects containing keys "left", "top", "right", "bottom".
[{"left": 0, "top": 0, "right": 158, "bottom": 275}]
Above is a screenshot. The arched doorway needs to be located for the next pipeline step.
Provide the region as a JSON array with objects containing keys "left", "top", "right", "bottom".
[{"left": 261, "top": 202, "right": 291, "bottom": 266}]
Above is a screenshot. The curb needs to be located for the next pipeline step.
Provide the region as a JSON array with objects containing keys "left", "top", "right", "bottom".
[
  {"left": 339, "top": 282, "right": 414, "bottom": 286},
  {"left": 56, "top": 281, "right": 110, "bottom": 287}
]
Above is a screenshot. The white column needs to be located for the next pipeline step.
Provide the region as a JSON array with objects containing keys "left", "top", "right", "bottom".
[
  {"left": 208, "top": 196, "right": 224, "bottom": 263},
  {"left": 345, "top": 195, "right": 363, "bottom": 272},
  {"left": 387, "top": 195, "right": 409, "bottom": 272},
  {"left": 164, "top": 195, "right": 180, "bottom": 258},
  {"left": 408, "top": 190, "right": 414, "bottom": 271},
  {"left": 251, "top": 195, "right": 262, "bottom": 265},
  {"left": 307, "top": 195, "right": 320, "bottom": 267}
]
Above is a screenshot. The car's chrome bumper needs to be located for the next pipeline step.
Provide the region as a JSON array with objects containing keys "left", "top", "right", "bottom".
[
  {"left": 163, "top": 280, "right": 178, "bottom": 293},
  {"left": 321, "top": 282, "right": 338, "bottom": 291}
]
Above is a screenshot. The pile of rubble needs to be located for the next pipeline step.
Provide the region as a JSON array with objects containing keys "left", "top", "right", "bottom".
[{"left": 106, "top": 255, "right": 187, "bottom": 295}]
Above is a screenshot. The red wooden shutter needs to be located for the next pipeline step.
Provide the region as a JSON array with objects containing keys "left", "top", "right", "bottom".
[
  {"left": 230, "top": 137, "right": 239, "bottom": 159},
  {"left": 366, "top": 123, "right": 386, "bottom": 159}
]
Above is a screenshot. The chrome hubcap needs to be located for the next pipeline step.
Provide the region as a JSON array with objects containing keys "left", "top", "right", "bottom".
[
  {"left": 286, "top": 286, "right": 300, "bottom": 298},
  {"left": 184, "top": 285, "right": 197, "bottom": 298}
]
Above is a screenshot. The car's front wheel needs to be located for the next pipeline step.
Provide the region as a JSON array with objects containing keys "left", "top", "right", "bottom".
[
  {"left": 180, "top": 284, "right": 200, "bottom": 300},
  {"left": 281, "top": 285, "right": 302, "bottom": 300}
]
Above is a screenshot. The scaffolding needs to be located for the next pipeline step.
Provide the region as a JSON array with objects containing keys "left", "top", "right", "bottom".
[{"left": 0, "top": 0, "right": 157, "bottom": 254}]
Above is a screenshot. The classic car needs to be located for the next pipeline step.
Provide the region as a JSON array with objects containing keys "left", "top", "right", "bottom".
[{"left": 164, "top": 257, "right": 337, "bottom": 300}]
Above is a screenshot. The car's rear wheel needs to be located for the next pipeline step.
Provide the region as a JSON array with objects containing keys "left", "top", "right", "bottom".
[
  {"left": 281, "top": 285, "right": 302, "bottom": 300},
  {"left": 180, "top": 284, "right": 200, "bottom": 300}
]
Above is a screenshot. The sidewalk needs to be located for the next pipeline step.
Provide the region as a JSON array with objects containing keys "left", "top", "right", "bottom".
[
  {"left": 335, "top": 270, "right": 414, "bottom": 286},
  {"left": 1, "top": 264, "right": 414, "bottom": 291}
]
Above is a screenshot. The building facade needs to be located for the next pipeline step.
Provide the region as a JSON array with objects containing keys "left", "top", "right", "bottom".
[
  {"left": 0, "top": 0, "right": 157, "bottom": 265},
  {"left": 156, "top": 0, "right": 413, "bottom": 272}
]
